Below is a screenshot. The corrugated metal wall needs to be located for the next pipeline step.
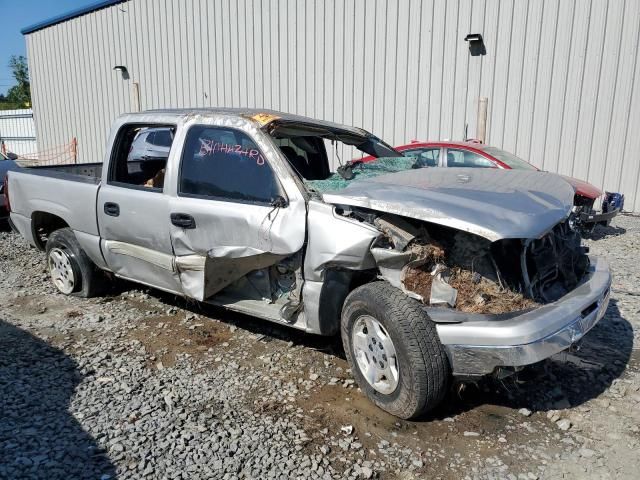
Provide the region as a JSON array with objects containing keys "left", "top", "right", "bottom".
[
  {"left": 25, "top": 0, "right": 640, "bottom": 210},
  {"left": 0, "top": 109, "right": 36, "bottom": 156}
]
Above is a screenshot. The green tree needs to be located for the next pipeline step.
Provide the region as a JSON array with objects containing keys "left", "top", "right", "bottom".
[{"left": 4, "top": 55, "right": 31, "bottom": 107}]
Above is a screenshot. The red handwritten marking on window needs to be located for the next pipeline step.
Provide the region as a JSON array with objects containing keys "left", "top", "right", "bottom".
[{"left": 198, "top": 139, "right": 265, "bottom": 165}]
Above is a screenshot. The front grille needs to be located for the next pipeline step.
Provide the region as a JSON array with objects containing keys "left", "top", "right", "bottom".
[{"left": 522, "top": 221, "right": 590, "bottom": 302}]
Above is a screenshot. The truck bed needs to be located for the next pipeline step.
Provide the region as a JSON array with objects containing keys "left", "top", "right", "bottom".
[
  {"left": 15, "top": 161, "right": 103, "bottom": 183},
  {"left": 8, "top": 163, "right": 102, "bottom": 239}
]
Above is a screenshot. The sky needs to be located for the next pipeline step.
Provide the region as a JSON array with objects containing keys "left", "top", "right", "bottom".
[{"left": 0, "top": 0, "right": 95, "bottom": 95}]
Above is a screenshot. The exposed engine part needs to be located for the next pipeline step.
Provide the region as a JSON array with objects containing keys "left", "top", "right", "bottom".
[
  {"left": 369, "top": 213, "right": 590, "bottom": 314},
  {"left": 429, "top": 264, "right": 457, "bottom": 307},
  {"left": 374, "top": 214, "right": 420, "bottom": 250},
  {"left": 271, "top": 254, "right": 304, "bottom": 322}
]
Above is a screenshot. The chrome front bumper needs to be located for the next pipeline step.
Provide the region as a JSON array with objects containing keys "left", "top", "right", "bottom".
[{"left": 435, "top": 256, "right": 611, "bottom": 376}]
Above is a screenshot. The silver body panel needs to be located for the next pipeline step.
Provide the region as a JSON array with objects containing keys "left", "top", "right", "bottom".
[
  {"left": 7, "top": 109, "right": 612, "bottom": 377},
  {"left": 323, "top": 168, "right": 575, "bottom": 241},
  {"left": 439, "top": 257, "right": 611, "bottom": 375}
]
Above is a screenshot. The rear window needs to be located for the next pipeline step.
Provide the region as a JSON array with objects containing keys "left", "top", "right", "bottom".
[
  {"left": 179, "top": 126, "right": 282, "bottom": 204},
  {"left": 482, "top": 146, "right": 537, "bottom": 170}
]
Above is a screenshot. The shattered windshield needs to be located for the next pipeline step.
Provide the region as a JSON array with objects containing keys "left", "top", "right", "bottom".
[{"left": 305, "top": 157, "right": 420, "bottom": 193}]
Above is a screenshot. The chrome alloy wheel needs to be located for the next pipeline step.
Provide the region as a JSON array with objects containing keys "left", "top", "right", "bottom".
[
  {"left": 351, "top": 315, "right": 399, "bottom": 394},
  {"left": 48, "top": 247, "right": 76, "bottom": 294}
]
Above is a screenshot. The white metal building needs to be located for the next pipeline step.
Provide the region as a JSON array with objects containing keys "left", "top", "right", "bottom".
[
  {"left": 22, "top": 0, "right": 640, "bottom": 210},
  {"left": 0, "top": 109, "right": 36, "bottom": 156}
]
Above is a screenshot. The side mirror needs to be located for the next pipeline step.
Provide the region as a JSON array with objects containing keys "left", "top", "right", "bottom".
[
  {"left": 271, "top": 195, "right": 288, "bottom": 208},
  {"left": 6, "top": 152, "right": 18, "bottom": 160}
]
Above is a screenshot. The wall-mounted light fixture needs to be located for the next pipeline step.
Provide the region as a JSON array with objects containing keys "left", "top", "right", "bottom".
[
  {"left": 113, "top": 65, "right": 140, "bottom": 112},
  {"left": 464, "top": 33, "right": 486, "bottom": 56},
  {"left": 113, "top": 65, "right": 130, "bottom": 80}
]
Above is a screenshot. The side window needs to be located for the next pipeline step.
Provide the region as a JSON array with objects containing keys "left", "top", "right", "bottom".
[
  {"left": 179, "top": 126, "right": 282, "bottom": 204},
  {"left": 109, "top": 124, "right": 175, "bottom": 190},
  {"left": 446, "top": 149, "right": 495, "bottom": 168},
  {"left": 403, "top": 148, "right": 440, "bottom": 167},
  {"left": 271, "top": 136, "right": 330, "bottom": 180},
  {"left": 151, "top": 129, "right": 173, "bottom": 147}
]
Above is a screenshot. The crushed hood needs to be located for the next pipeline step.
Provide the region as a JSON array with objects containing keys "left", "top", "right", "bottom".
[{"left": 322, "top": 168, "right": 575, "bottom": 241}]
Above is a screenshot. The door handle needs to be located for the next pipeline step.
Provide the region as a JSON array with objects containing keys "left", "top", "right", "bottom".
[
  {"left": 170, "top": 212, "right": 196, "bottom": 229},
  {"left": 104, "top": 202, "right": 120, "bottom": 217}
]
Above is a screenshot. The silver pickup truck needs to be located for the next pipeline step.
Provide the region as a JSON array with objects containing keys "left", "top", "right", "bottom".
[{"left": 6, "top": 109, "right": 611, "bottom": 419}]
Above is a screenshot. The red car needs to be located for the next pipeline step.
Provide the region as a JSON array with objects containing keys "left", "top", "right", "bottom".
[{"left": 361, "top": 140, "right": 623, "bottom": 231}]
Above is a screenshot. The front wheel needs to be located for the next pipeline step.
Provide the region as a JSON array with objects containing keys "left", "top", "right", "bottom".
[{"left": 341, "top": 282, "right": 450, "bottom": 419}]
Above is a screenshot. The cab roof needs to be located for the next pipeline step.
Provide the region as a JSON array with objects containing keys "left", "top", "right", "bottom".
[{"left": 135, "top": 108, "right": 371, "bottom": 137}]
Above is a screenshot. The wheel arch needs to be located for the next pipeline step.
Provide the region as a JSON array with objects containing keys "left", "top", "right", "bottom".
[
  {"left": 314, "top": 268, "right": 378, "bottom": 335},
  {"left": 31, "top": 211, "right": 70, "bottom": 250}
]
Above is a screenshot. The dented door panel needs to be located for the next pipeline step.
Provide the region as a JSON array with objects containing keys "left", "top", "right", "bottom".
[
  {"left": 170, "top": 195, "right": 305, "bottom": 300},
  {"left": 166, "top": 115, "right": 307, "bottom": 301}
]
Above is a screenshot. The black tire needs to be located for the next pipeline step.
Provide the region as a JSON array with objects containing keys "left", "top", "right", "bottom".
[
  {"left": 45, "top": 228, "right": 105, "bottom": 298},
  {"left": 341, "top": 281, "right": 450, "bottom": 419}
]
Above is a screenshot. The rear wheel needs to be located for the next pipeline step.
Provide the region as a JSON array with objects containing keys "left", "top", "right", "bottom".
[
  {"left": 45, "top": 228, "right": 105, "bottom": 297},
  {"left": 341, "top": 281, "right": 450, "bottom": 419}
]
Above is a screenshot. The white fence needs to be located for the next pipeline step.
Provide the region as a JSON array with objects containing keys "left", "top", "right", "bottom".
[{"left": 0, "top": 109, "right": 36, "bottom": 156}]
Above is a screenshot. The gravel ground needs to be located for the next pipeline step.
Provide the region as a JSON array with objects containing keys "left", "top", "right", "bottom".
[{"left": 1, "top": 215, "right": 639, "bottom": 479}]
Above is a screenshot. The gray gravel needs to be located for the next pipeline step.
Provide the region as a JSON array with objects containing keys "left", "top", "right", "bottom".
[{"left": 1, "top": 214, "right": 639, "bottom": 479}]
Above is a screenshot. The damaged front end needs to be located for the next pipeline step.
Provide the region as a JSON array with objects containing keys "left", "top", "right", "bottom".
[{"left": 365, "top": 212, "right": 590, "bottom": 315}]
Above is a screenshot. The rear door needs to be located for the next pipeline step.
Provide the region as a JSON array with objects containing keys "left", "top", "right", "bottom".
[
  {"left": 97, "top": 123, "right": 182, "bottom": 294},
  {"left": 166, "top": 121, "right": 306, "bottom": 301}
]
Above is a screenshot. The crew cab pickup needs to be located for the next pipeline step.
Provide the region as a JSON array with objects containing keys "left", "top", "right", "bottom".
[{"left": 6, "top": 109, "right": 611, "bottom": 419}]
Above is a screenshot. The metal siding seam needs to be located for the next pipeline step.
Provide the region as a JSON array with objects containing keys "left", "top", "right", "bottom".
[
  {"left": 362, "top": 0, "right": 375, "bottom": 132},
  {"left": 538, "top": 0, "right": 560, "bottom": 171},
  {"left": 390, "top": 0, "right": 400, "bottom": 141},
  {"left": 473, "top": 0, "right": 487, "bottom": 139},
  {"left": 349, "top": 0, "right": 358, "bottom": 127},
  {"left": 499, "top": 0, "right": 515, "bottom": 149},
  {"left": 448, "top": 0, "right": 461, "bottom": 139},
  {"left": 548, "top": 0, "right": 576, "bottom": 174},
  {"left": 324, "top": 0, "right": 334, "bottom": 121},
  {"left": 181, "top": 0, "right": 190, "bottom": 107},
  {"left": 171, "top": 0, "right": 179, "bottom": 107},
  {"left": 279, "top": 0, "right": 287, "bottom": 112},
  {"left": 411, "top": 0, "right": 424, "bottom": 139},
  {"left": 52, "top": 26, "right": 67, "bottom": 149},
  {"left": 49, "top": 25, "right": 61, "bottom": 156},
  {"left": 49, "top": 26, "right": 64, "bottom": 156},
  {"left": 583, "top": 0, "right": 610, "bottom": 184},
  {"left": 567, "top": 0, "right": 592, "bottom": 177},
  {"left": 438, "top": 0, "right": 447, "bottom": 139},
  {"left": 460, "top": 0, "right": 473, "bottom": 141},
  {"left": 600, "top": 0, "right": 626, "bottom": 190},
  {"left": 193, "top": 0, "right": 203, "bottom": 107},
  {"left": 76, "top": 20, "right": 87, "bottom": 160},
  {"left": 154, "top": 0, "right": 164, "bottom": 109},
  {"left": 24, "top": 38, "right": 36, "bottom": 151},
  {"left": 230, "top": 0, "right": 240, "bottom": 107},
  {"left": 387, "top": 0, "right": 396, "bottom": 140},
  {"left": 401, "top": 0, "right": 415, "bottom": 140},
  {"left": 264, "top": 0, "right": 271, "bottom": 109},
  {"left": 513, "top": 0, "right": 531, "bottom": 155},
  {"left": 39, "top": 28, "right": 53, "bottom": 155},
  {"left": 486, "top": 0, "right": 501, "bottom": 145},
  {"left": 524, "top": 0, "right": 545, "bottom": 165},
  {"left": 165, "top": 0, "right": 176, "bottom": 107},
  {"left": 616, "top": 1, "right": 640, "bottom": 201},
  {"left": 128, "top": 1, "right": 139, "bottom": 108},
  {"left": 203, "top": 0, "right": 211, "bottom": 107},
  {"left": 543, "top": 0, "right": 571, "bottom": 172},
  {"left": 63, "top": 22, "right": 77, "bottom": 156}
]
